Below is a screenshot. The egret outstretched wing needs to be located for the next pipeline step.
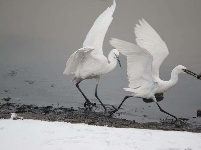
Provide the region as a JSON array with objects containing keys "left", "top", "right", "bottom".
[
  {"left": 63, "top": 47, "right": 94, "bottom": 75},
  {"left": 110, "top": 38, "right": 154, "bottom": 89},
  {"left": 134, "top": 19, "right": 169, "bottom": 80},
  {"left": 83, "top": 0, "right": 116, "bottom": 55}
]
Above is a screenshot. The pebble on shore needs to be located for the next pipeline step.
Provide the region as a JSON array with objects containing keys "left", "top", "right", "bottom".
[{"left": 197, "top": 109, "right": 201, "bottom": 117}]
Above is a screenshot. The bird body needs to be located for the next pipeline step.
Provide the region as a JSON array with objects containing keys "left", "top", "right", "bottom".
[
  {"left": 65, "top": 49, "right": 119, "bottom": 82},
  {"left": 63, "top": 0, "right": 120, "bottom": 111},
  {"left": 110, "top": 19, "right": 197, "bottom": 119}
]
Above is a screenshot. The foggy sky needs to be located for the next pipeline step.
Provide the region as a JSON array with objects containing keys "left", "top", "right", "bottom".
[{"left": 0, "top": 0, "right": 201, "bottom": 68}]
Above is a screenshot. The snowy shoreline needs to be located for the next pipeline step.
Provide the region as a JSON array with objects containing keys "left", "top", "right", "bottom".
[{"left": 0, "top": 119, "right": 201, "bottom": 150}]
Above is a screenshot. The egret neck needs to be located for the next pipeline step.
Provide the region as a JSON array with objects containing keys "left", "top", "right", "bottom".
[
  {"left": 158, "top": 65, "right": 183, "bottom": 93},
  {"left": 104, "top": 49, "right": 120, "bottom": 74}
]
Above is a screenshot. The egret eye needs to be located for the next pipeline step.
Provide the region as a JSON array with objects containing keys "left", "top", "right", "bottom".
[{"left": 183, "top": 69, "right": 197, "bottom": 77}]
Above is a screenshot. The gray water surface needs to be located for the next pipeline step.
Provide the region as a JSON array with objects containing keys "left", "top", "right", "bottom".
[{"left": 0, "top": 0, "right": 201, "bottom": 123}]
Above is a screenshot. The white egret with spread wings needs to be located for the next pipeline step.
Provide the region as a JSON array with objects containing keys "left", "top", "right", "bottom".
[
  {"left": 110, "top": 19, "right": 197, "bottom": 120},
  {"left": 63, "top": 0, "right": 121, "bottom": 111}
]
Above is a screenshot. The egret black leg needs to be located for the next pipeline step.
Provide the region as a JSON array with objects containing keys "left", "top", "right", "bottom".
[
  {"left": 156, "top": 102, "right": 178, "bottom": 120},
  {"left": 110, "top": 96, "right": 133, "bottom": 115},
  {"left": 95, "top": 84, "right": 107, "bottom": 112},
  {"left": 76, "top": 81, "right": 93, "bottom": 108}
]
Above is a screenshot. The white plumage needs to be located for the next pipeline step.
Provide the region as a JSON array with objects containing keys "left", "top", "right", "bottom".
[
  {"left": 83, "top": 0, "right": 116, "bottom": 55},
  {"left": 63, "top": 0, "right": 121, "bottom": 111},
  {"left": 110, "top": 19, "right": 197, "bottom": 120},
  {"left": 135, "top": 19, "right": 169, "bottom": 81},
  {"left": 63, "top": 47, "right": 94, "bottom": 76}
]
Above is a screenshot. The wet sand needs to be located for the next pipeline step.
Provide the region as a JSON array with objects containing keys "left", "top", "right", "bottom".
[{"left": 1, "top": 101, "right": 201, "bottom": 133}]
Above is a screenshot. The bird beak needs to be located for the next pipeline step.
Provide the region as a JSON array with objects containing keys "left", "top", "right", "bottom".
[
  {"left": 117, "top": 56, "right": 122, "bottom": 68},
  {"left": 183, "top": 69, "right": 197, "bottom": 78},
  {"left": 115, "top": 54, "right": 121, "bottom": 68}
]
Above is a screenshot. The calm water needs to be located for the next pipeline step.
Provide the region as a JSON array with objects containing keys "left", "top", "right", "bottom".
[{"left": 0, "top": 0, "right": 201, "bottom": 123}]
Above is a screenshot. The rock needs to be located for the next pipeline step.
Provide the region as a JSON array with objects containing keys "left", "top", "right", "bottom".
[
  {"left": 24, "top": 80, "right": 35, "bottom": 84},
  {"left": 197, "top": 109, "right": 201, "bottom": 117},
  {"left": 10, "top": 113, "right": 23, "bottom": 120},
  {"left": 8, "top": 70, "right": 17, "bottom": 77},
  {"left": 1, "top": 97, "right": 11, "bottom": 102}
]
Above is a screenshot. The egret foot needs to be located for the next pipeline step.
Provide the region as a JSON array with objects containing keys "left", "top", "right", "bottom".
[
  {"left": 107, "top": 106, "right": 118, "bottom": 116},
  {"left": 84, "top": 101, "right": 96, "bottom": 110},
  {"left": 172, "top": 118, "right": 188, "bottom": 127}
]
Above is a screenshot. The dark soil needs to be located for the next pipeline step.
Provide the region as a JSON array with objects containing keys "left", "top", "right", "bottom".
[{"left": 0, "top": 102, "right": 201, "bottom": 133}]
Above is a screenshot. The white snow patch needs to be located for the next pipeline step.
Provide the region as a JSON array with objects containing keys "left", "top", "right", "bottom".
[{"left": 0, "top": 119, "right": 201, "bottom": 150}]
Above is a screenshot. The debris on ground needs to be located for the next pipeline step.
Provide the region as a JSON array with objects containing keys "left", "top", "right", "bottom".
[{"left": 0, "top": 102, "right": 200, "bottom": 132}]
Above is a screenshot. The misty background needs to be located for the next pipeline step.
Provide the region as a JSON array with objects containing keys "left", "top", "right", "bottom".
[{"left": 0, "top": 0, "right": 201, "bottom": 122}]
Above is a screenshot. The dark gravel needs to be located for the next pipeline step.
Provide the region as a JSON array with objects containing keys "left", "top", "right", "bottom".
[{"left": 0, "top": 102, "right": 201, "bottom": 133}]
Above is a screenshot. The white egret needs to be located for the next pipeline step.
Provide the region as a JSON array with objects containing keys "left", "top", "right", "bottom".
[
  {"left": 63, "top": 0, "right": 121, "bottom": 111},
  {"left": 110, "top": 19, "right": 197, "bottom": 120}
]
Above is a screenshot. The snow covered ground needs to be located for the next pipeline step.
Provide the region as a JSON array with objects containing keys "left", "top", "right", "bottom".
[{"left": 0, "top": 119, "right": 201, "bottom": 150}]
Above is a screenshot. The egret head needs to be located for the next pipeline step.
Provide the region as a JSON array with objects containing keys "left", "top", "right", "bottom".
[
  {"left": 176, "top": 65, "right": 197, "bottom": 77},
  {"left": 175, "top": 65, "right": 187, "bottom": 73},
  {"left": 112, "top": 49, "right": 121, "bottom": 68}
]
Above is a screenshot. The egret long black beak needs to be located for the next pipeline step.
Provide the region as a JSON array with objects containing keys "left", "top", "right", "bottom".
[
  {"left": 183, "top": 69, "right": 197, "bottom": 77},
  {"left": 115, "top": 54, "right": 121, "bottom": 68}
]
